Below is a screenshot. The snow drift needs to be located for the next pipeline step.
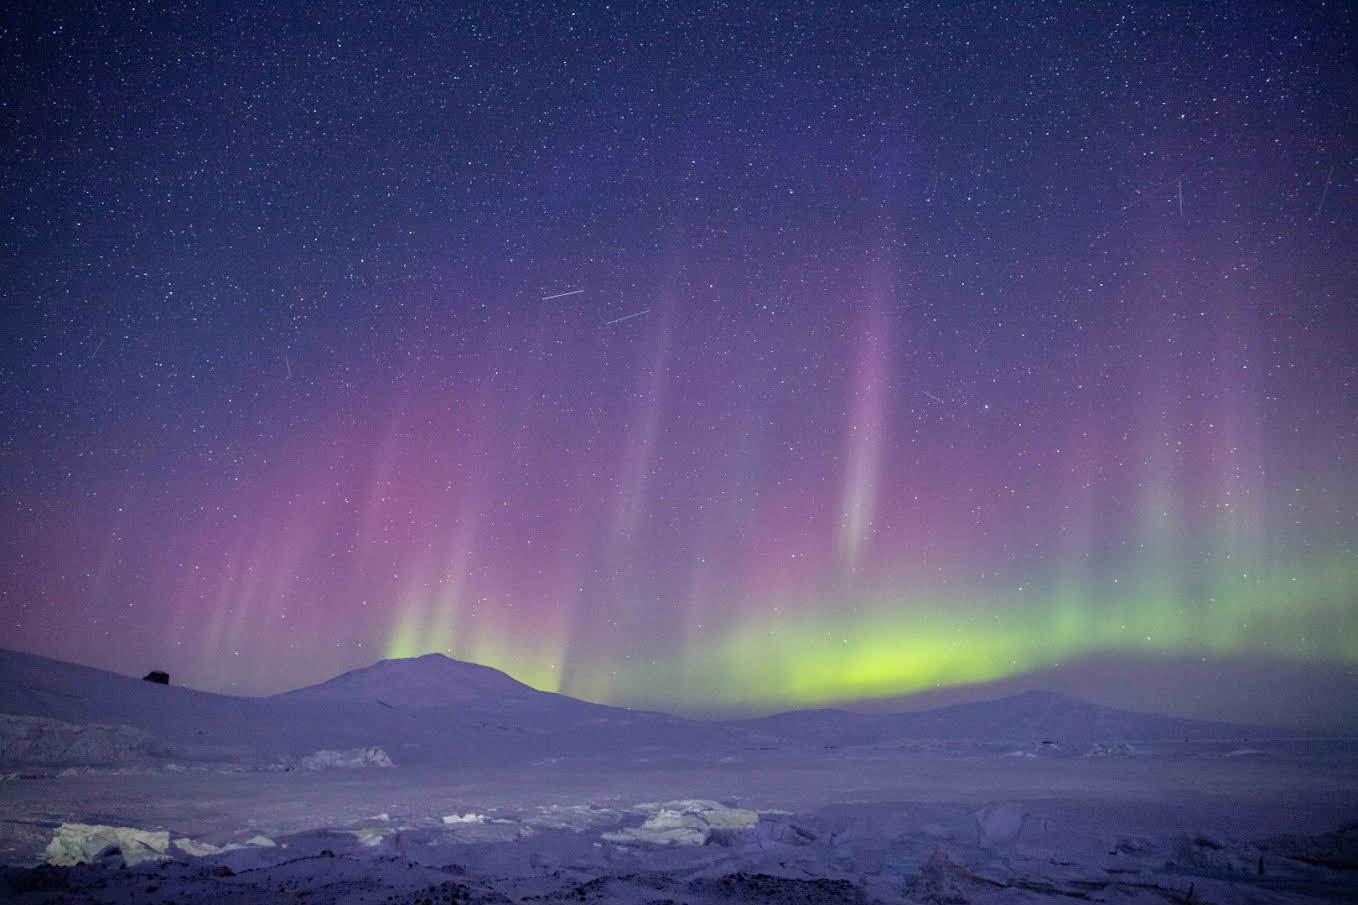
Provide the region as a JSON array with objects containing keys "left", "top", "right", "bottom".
[{"left": 0, "top": 714, "right": 171, "bottom": 767}]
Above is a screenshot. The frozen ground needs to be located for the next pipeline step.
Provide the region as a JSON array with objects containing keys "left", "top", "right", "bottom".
[{"left": 1, "top": 649, "right": 1355, "bottom": 903}]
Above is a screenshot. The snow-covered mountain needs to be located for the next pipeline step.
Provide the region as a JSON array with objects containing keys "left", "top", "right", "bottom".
[
  {"left": 0, "top": 648, "right": 1271, "bottom": 771},
  {"left": 280, "top": 653, "right": 547, "bottom": 707},
  {"left": 739, "top": 689, "right": 1258, "bottom": 749},
  {"left": 890, "top": 688, "right": 1249, "bottom": 741},
  {"left": 0, "top": 648, "right": 728, "bottom": 768}
]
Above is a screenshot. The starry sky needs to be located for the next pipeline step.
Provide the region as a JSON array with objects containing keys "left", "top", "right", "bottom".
[{"left": 3, "top": 1, "right": 1356, "bottom": 724}]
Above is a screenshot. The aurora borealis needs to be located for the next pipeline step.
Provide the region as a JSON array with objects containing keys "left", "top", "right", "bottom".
[{"left": 3, "top": 2, "right": 1355, "bottom": 722}]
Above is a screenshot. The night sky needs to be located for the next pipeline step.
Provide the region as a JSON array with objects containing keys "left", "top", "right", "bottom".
[{"left": 3, "top": 2, "right": 1356, "bottom": 722}]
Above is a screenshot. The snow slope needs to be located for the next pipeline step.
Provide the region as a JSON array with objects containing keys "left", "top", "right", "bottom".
[
  {"left": 0, "top": 714, "right": 170, "bottom": 767},
  {"left": 0, "top": 648, "right": 1285, "bottom": 771},
  {"left": 733, "top": 689, "right": 1267, "bottom": 755},
  {"left": 0, "top": 648, "right": 738, "bottom": 768}
]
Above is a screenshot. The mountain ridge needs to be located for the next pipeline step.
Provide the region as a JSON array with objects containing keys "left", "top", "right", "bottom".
[{"left": 0, "top": 647, "right": 1309, "bottom": 757}]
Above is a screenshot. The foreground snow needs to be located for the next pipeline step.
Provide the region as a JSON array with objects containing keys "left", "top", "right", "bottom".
[
  {"left": 6, "top": 803, "right": 1357, "bottom": 903},
  {"left": 3, "top": 751, "right": 1356, "bottom": 904}
]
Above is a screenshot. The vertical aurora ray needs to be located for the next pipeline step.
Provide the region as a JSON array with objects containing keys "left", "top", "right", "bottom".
[
  {"left": 838, "top": 300, "right": 890, "bottom": 575},
  {"left": 610, "top": 309, "right": 669, "bottom": 543}
]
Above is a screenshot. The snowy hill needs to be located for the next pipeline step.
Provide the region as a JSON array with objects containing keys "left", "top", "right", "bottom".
[
  {"left": 0, "top": 649, "right": 730, "bottom": 768},
  {"left": 279, "top": 652, "right": 548, "bottom": 707},
  {"left": 740, "top": 689, "right": 1259, "bottom": 750},
  {"left": 0, "top": 648, "right": 1277, "bottom": 771},
  {"left": 891, "top": 689, "right": 1248, "bottom": 741}
]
